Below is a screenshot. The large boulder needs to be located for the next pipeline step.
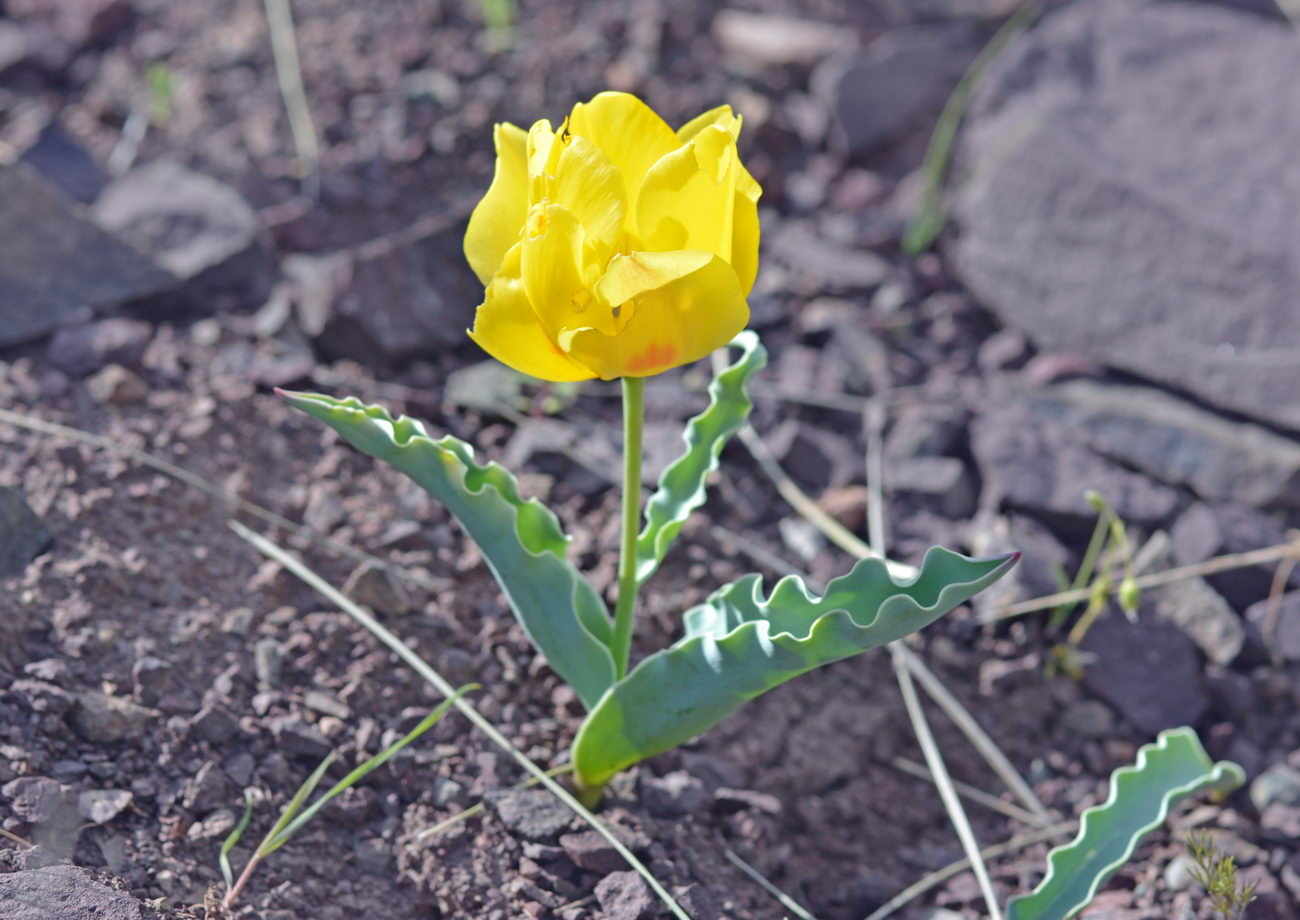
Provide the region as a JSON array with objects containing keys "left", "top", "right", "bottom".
[
  {"left": 0, "top": 165, "right": 174, "bottom": 346},
  {"left": 953, "top": 1, "right": 1300, "bottom": 428}
]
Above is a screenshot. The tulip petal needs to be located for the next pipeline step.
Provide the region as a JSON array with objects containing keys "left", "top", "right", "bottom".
[
  {"left": 636, "top": 125, "right": 738, "bottom": 263},
  {"left": 468, "top": 244, "right": 596, "bottom": 383},
  {"left": 521, "top": 204, "right": 620, "bottom": 338},
  {"left": 554, "top": 135, "right": 627, "bottom": 256},
  {"left": 566, "top": 252, "right": 749, "bottom": 380},
  {"left": 568, "top": 92, "right": 679, "bottom": 219},
  {"left": 676, "top": 105, "right": 761, "bottom": 203},
  {"left": 464, "top": 122, "right": 529, "bottom": 286},
  {"left": 731, "top": 188, "right": 761, "bottom": 296}
]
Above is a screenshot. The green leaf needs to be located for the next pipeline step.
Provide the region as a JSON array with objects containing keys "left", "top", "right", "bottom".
[
  {"left": 573, "top": 547, "right": 1018, "bottom": 789},
  {"left": 1006, "top": 727, "right": 1245, "bottom": 920},
  {"left": 283, "top": 392, "right": 616, "bottom": 710},
  {"left": 635, "top": 331, "right": 767, "bottom": 586},
  {"left": 219, "top": 789, "right": 255, "bottom": 890}
]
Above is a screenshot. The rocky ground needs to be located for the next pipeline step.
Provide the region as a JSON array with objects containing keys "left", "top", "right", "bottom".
[{"left": 2, "top": 0, "right": 1299, "bottom": 918}]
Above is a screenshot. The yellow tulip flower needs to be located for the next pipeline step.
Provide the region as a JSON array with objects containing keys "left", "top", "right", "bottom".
[{"left": 465, "top": 92, "right": 761, "bottom": 381}]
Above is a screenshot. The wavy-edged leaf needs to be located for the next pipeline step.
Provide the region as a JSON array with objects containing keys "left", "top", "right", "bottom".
[
  {"left": 283, "top": 392, "right": 616, "bottom": 710},
  {"left": 634, "top": 331, "right": 766, "bottom": 585},
  {"left": 573, "top": 547, "right": 1018, "bottom": 788},
  {"left": 1007, "top": 727, "right": 1244, "bottom": 920}
]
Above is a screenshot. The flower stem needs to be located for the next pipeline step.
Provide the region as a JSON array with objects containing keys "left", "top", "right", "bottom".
[{"left": 610, "top": 375, "right": 644, "bottom": 679}]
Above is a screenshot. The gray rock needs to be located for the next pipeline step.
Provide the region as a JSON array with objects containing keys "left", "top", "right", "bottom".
[
  {"left": 303, "top": 690, "right": 351, "bottom": 721},
  {"left": 484, "top": 788, "right": 575, "bottom": 841},
  {"left": 0, "top": 165, "right": 174, "bottom": 346},
  {"left": 1245, "top": 591, "right": 1300, "bottom": 662},
  {"left": 0, "top": 866, "right": 145, "bottom": 920},
  {"left": 19, "top": 120, "right": 107, "bottom": 205},
  {"left": 594, "top": 870, "right": 656, "bottom": 920},
  {"left": 285, "top": 216, "right": 478, "bottom": 365},
  {"left": 954, "top": 0, "right": 1300, "bottom": 428},
  {"left": 92, "top": 159, "right": 271, "bottom": 313},
  {"left": 1022, "top": 381, "right": 1300, "bottom": 513},
  {"left": 187, "top": 807, "right": 237, "bottom": 840},
  {"left": 433, "top": 776, "right": 468, "bottom": 808},
  {"left": 47, "top": 318, "right": 151, "bottom": 376},
  {"left": 1152, "top": 574, "right": 1244, "bottom": 666},
  {"left": 70, "top": 691, "right": 154, "bottom": 743},
  {"left": 2, "top": 778, "right": 81, "bottom": 858},
  {"left": 767, "top": 221, "right": 890, "bottom": 292},
  {"left": 0, "top": 486, "right": 53, "bottom": 578},
  {"left": 815, "top": 25, "right": 977, "bottom": 156},
  {"left": 1251, "top": 762, "right": 1300, "bottom": 812},
  {"left": 970, "top": 399, "right": 1181, "bottom": 524},
  {"left": 1079, "top": 611, "right": 1207, "bottom": 735},
  {"left": 78, "top": 789, "right": 132, "bottom": 825}
]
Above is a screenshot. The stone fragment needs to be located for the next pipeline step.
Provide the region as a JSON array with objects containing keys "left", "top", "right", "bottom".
[
  {"left": 768, "top": 221, "right": 890, "bottom": 292},
  {"left": 268, "top": 718, "right": 332, "bottom": 760},
  {"left": 92, "top": 159, "right": 272, "bottom": 313},
  {"left": 594, "top": 870, "right": 655, "bottom": 920},
  {"left": 714, "top": 787, "right": 782, "bottom": 815},
  {"left": 78, "top": 789, "right": 132, "bottom": 824},
  {"left": 0, "top": 866, "right": 145, "bottom": 920},
  {"left": 1152, "top": 574, "right": 1244, "bottom": 666},
  {"left": 815, "top": 25, "right": 976, "bottom": 156},
  {"left": 70, "top": 691, "right": 154, "bottom": 743},
  {"left": 1171, "top": 503, "right": 1299, "bottom": 607},
  {"left": 711, "top": 9, "right": 857, "bottom": 68},
  {"left": 1245, "top": 592, "right": 1300, "bottom": 662},
  {"left": 2, "top": 777, "right": 81, "bottom": 857},
  {"left": 1251, "top": 762, "right": 1300, "bottom": 812},
  {"left": 559, "top": 830, "right": 624, "bottom": 874},
  {"left": 1078, "top": 611, "right": 1207, "bottom": 735},
  {"left": 484, "top": 788, "right": 575, "bottom": 841},
  {"left": 189, "top": 704, "right": 238, "bottom": 744},
  {"left": 343, "top": 563, "right": 412, "bottom": 617},
  {"left": 254, "top": 636, "right": 283, "bottom": 689},
  {"left": 0, "top": 166, "right": 174, "bottom": 347},
  {"left": 954, "top": 0, "right": 1300, "bottom": 428},
  {"left": 353, "top": 837, "right": 390, "bottom": 874},
  {"left": 85, "top": 364, "right": 148, "bottom": 404},
  {"left": 181, "top": 760, "right": 231, "bottom": 813},
  {"left": 888, "top": 455, "right": 977, "bottom": 520},
  {"left": 47, "top": 318, "right": 151, "bottom": 376},
  {"left": 1021, "top": 381, "right": 1300, "bottom": 513},
  {"left": 285, "top": 217, "right": 478, "bottom": 365},
  {"left": 971, "top": 400, "right": 1180, "bottom": 525},
  {"left": 0, "top": 487, "right": 53, "bottom": 577},
  {"left": 129, "top": 655, "right": 172, "bottom": 706}
]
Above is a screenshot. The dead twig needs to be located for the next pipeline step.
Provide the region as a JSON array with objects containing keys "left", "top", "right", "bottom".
[{"left": 725, "top": 848, "right": 819, "bottom": 920}]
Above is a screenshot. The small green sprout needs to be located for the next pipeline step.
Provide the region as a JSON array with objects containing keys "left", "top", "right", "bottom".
[
  {"left": 145, "top": 62, "right": 174, "bottom": 127},
  {"left": 219, "top": 685, "right": 475, "bottom": 910},
  {"left": 1185, "top": 830, "right": 1258, "bottom": 920}
]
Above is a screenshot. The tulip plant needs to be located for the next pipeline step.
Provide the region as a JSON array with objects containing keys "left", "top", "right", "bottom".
[{"left": 284, "top": 92, "right": 1017, "bottom": 804}]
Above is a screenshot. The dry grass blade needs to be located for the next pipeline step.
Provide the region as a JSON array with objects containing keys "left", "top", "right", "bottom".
[
  {"left": 890, "top": 645, "right": 1003, "bottom": 920},
  {"left": 262, "top": 0, "right": 320, "bottom": 199},
  {"left": 890, "top": 757, "right": 1049, "bottom": 828},
  {"left": 724, "top": 848, "right": 820, "bottom": 920},
  {"left": 980, "top": 537, "right": 1300, "bottom": 623},
  {"left": 861, "top": 822, "right": 1075, "bottom": 920},
  {"left": 228, "top": 520, "right": 691, "bottom": 920}
]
